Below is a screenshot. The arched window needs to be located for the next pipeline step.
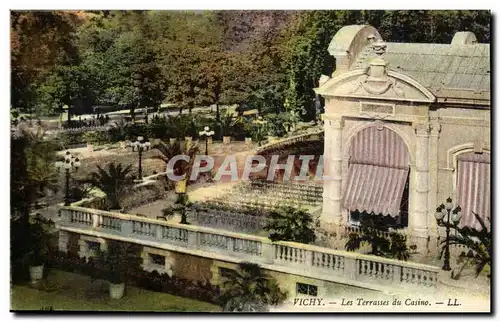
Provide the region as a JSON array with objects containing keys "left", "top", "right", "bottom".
[
  {"left": 344, "top": 126, "right": 410, "bottom": 227},
  {"left": 456, "top": 151, "right": 490, "bottom": 230}
]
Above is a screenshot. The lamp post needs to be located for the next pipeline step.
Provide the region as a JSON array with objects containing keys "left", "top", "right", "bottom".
[
  {"left": 435, "top": 197, "right": 462, "bottom": 271},
  {"left": 199, "top": 126, "right": 215, "bottom": 155},
  {"left": 55, "top": 151, "right": 81, "bottom": 206},
  {"left": 129, "top": 136, "right": 151, "bottom": 180}
]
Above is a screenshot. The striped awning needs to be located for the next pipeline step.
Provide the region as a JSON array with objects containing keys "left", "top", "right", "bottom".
[
  {"left": 343, "top": 163, "right": 409, "bottom": 216},
  {"left": 457, "top": 152, "right": 490, "bottom": 230},
  {"left": 343, "top": 126, "right": 410, "bottom": 217}
]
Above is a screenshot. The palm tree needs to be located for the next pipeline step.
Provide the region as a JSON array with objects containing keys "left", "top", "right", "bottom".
[
  {"left": 111, "top": 119, "right": 129, "bottom": 142},
  {"left": 264, "top": 206, "right": 317, "bottom": 244},
  {"left": 345, "top": 214, "right": 410, "bottom": 260},
  {"left": 221, "top": 262, "right": 287, "bottom": 312},
  {"left": 162, "top": 193, "right": 192, "bottom": 224},
  {"left": 152, "top": 140, "right": 200, "bottom": 185},
  {"left": 87, "top": 162, "right": 136, "bottom": 210},
  {"left": 444, "top": 212, "right": 491, "bottom": 278}
]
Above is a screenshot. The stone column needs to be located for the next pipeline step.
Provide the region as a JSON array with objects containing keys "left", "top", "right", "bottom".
[
  {"left": 428, "top": 121, "right": 441, "bottom": 255},
  {"left": 411, "top": 123, "right": 431, "bottom": 253},
  {"left": 321, "top": 116, "right": 344, "bottom": 227}
]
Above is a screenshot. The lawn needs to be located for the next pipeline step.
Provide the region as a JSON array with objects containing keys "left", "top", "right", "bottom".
[{"left": 11, "top": 269, "right": 221, "bottom": 312}]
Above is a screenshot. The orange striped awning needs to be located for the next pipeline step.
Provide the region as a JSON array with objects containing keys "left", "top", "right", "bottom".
[
  {"left": 343, "top": 163, "right": 409, "bottom": 217},
  {"left": 457, "top": 152, "right": 490, "bottom": 230},
  {"left": 343, "top": 126, "right": 410, "bottom": 217}
]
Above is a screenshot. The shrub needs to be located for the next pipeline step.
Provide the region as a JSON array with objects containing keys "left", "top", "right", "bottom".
[
  {"left": 82, "top": 131, "right": 102, "bottom": 145},
  {"left": 264, "top": 206, "right": 317, "bottom": 244}
]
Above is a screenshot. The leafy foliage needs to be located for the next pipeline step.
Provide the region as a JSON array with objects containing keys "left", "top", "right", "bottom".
[
  {"left": 87, "top": 162, "right": 136, "bottom": 209},
  {"left": 152, "top": 140, "right": 200, "bottom": 179},
  {"left": 93, "top": 240, "right": 141, "bottom": 284},
  {"left": 12, "top": 10, "right": 490, "bottom": 121},
  {"left": 441, "top": 212, "right": 491, "bottom": 278},
  {"left": 221, "top": 262, "right": 287, "bottom": 312},
  {"left": 264, "top": 206, "right": 317, "bottom": 244},
  {"left": 344, "top": 214, "right": 410, "bottom": 261}
]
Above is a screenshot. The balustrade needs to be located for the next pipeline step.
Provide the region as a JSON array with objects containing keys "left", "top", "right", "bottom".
[
  {"left": 67, "top": 209, "right": 93, "bottom": 226},
  {"left": 99, "top": 216, "right": 122, "bottom": 231},
  {"left": 274, "top": 244, "right": 307, "bottom": 265},
  {"left": 232, "top": 238, "right": 262, "bottom": 256},
  {"left": 199, "top": 233, "right": 229, "bottom": 251},
  {"left": 58, "top": 206, "right": 440, "bottom": 292},
  {"left": 162, "top": 226, "right": 188, "bottom": 244},
  {"left": 312, "top": 251, "right": 345, "bottom": 275},
  {"left": 132, "top": 221, "right": 157, "bottom": 237}
]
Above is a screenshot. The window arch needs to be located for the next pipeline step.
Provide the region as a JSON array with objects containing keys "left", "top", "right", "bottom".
[
  {"left": 343, "top": 125, "right": 410, "bottom": 227},
  {"left": 455, "top": 150, "right": 490, "bottom": 230}
]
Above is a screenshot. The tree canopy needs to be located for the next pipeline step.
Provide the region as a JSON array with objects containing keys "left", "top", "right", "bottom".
[{"left": 11, "top": 10, "right": 491, "bottom": 120}]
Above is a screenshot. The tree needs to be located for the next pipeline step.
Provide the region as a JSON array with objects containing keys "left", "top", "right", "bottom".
[
  {"left": 264, "top": 206, "right": 317, "bottom": 244},
  {"left": 162, "top": 193, "right": 192, "bottom": 225},
  {"left": 281, "top": 10, "right": 491, "bottom": 123},
  {"left": 11, "top": 126, "right": 59, "bottom": 282},
  {"left": 87, "top": 162, "right": 136, "bottom": 210},
  {"left": 442, "top": 212, "right": 491, "bottom": 278},
  {"left": 152, "top": 140, "right": 200, "bottom": 181},
  {"left": 345, "top": 214, "right": 410, "bottom": 261},
  {"left": 221, "top": 262, "right": 287, "bottom": 312},
  {"left": 11, "top": 11, "right": 81, "bottom": 112},
  {"left": 157, "top": 11, "right": 223, "bottom": 115}
]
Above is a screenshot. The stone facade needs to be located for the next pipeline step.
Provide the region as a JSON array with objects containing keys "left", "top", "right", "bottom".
[{"left": 316, "top": 25, "right": 490, "bottom": 255}]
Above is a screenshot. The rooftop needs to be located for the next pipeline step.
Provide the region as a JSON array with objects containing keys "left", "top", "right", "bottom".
[
  {"left": 352, "top": 42, "right": 490, "bottom": 99},
  {"left": 328, "top": 25, "right": 490, "bottom": 105}
]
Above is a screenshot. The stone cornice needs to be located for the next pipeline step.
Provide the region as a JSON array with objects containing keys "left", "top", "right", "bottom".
[{"left": 315, "top": 69, "right": 436, "bottom": 104}]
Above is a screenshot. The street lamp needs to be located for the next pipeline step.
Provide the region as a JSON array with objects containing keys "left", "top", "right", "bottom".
[
  {"left": 55, "top": 151, "right": 81, "bottom": 206},
  {"left": 435, "top": 197, "right": 462, "bottom": 271},
  {"left": 199, "top": 126, "right": 215, "bottom": 155},
  {"left": 129, "top": 136, "right": 151, "bottom": 180}
]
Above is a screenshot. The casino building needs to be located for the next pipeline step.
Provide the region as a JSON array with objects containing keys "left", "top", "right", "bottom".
[{"left": 316, "top": 25, "right": 490, "bottom": 253}]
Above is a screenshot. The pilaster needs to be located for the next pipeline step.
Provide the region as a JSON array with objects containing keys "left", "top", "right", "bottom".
[
  {"left": 411, "top": 122, "right": 431, "bottom": 251},
  {"left": 321, "top": 116, "right": 344, "bottom": 226},
  {"left": 428, "top": 120, "right": 441, "bottom": 236}
]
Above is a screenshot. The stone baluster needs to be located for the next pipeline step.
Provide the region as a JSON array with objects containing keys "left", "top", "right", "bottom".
[
  {"left": 92, "top": 214, "right": 99, "bottom": 228},
  {"left": 59, "top": 209, "right": 69, "bottom": 223},
  {"left": 227, "top": 237, "right": 236, "bottom": 256},
  {"left": 121, "top": 220, "right": 133, "bottom": 235},
  {"left": 187, "top": 230, "right": 199, "bottom": 249},
  {"left": 304, "top": 250, "right": 312, "bottom": 267},
  {"left": 344, "top": 257, "right": 358, "bottom": 281},
  {"left": 392, "top": 265, "right": 402, "bottom": 283},
  {"left": 156, "top": 225, "right": 163, "bottom": 241},
  {"left": 261, "top": 242, "right": 275, "bottom": 264}
]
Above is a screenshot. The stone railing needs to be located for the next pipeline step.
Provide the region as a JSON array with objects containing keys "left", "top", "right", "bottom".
[
  {"left": 188, "top": 207, "right": 267, "bottom": 234},
  {"left": 256, "top": 129, "right": 324, "bottom": 153},
  {"left": 57, "top": 206, "right": 440, "bottom": 292}
]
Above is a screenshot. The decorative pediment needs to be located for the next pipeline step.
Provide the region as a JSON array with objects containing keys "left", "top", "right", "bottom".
[{"left": 315, "top": 40, "right": 435, "bottom": 103}]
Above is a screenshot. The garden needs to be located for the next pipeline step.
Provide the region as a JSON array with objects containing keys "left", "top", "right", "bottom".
[{"left": 11, "top": 269, "right": 221, "bottom": 312}]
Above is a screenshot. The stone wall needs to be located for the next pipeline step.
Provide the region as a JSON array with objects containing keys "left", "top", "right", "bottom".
[{"left": 171, "top": 252, "right": 214, "bottom": 283}]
